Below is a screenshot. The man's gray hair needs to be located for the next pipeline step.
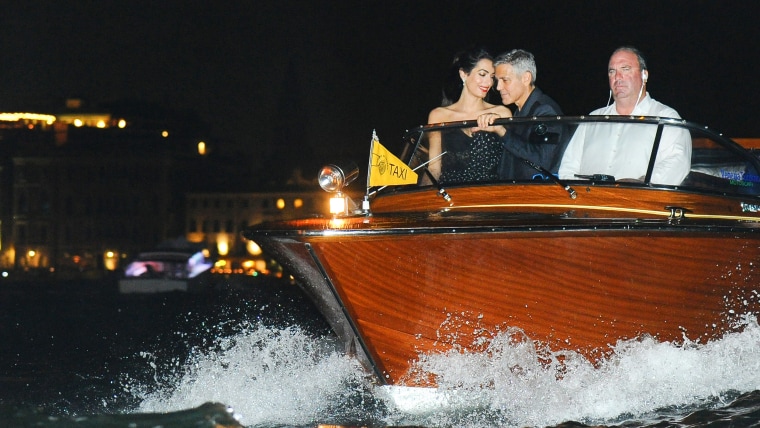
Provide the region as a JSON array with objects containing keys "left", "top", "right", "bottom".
[
  {"left": 494, "top": 49, "right": 537, "bottom": 85},
  {"left": 611, "top": 46, "right": 648, "bottom": 71}
]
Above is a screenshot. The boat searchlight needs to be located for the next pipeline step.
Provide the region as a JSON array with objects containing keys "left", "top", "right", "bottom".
[{"left": 318, "top": 162, "right": 360, "bottom": 216}]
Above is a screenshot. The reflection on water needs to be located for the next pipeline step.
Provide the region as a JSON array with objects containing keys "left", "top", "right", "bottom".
[{"left": 2, "top": 278, "right": 760, "bottom": 427}]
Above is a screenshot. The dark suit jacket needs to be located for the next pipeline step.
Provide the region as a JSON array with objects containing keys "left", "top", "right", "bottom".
[{"left": 498, "top": 87, "right": 571, "bottom": 180}]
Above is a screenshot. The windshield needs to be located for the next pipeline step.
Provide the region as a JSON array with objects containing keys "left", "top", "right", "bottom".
[{"left": 395, "top": 116, "right": 760, "bottom": 197}]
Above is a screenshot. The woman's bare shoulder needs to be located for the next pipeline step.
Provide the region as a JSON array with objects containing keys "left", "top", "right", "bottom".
[{"left": 428, "top": 106, "right": 454, "bottom": 124}]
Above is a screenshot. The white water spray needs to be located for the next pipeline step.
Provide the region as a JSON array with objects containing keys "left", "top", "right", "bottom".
[{"left": 131, "top": 317, "right": 760, "bottom": 427}]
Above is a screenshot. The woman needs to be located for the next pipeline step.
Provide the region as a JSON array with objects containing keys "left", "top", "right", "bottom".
[{"left": 427, "top": 48, "right": 512, "bottom": 184}]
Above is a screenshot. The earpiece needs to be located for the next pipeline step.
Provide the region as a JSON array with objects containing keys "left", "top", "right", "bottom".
[{"left": 642, "top": 70, "right": 648, "bottom": 82}]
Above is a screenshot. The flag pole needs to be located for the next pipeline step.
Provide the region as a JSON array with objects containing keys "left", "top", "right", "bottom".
[
  {"left": 366, "top": 130, "right": 377, "bottom": 194},
  {"left": 363, "top": 130, "right": 377, "bottom": 213}
]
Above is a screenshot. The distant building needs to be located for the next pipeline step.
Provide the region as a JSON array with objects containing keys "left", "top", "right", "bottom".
[
  {"left": 0, "top": 100, "right": 208, "bottom": 274},
  {"left": 0, "top": 99, "right": 355, "bottom": 278},
  {"left": 184, "top": 189, "right": 330, "bottom": 275},
  {"left": 10, "top": 149, "right": 173, "bottom": 272}
]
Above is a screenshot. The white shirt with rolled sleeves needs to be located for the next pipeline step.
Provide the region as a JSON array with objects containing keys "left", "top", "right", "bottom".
[{"left": 558, "top": 93, "right": 692, "bottom": 185}]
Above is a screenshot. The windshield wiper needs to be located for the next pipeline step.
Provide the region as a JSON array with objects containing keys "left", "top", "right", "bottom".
[
  {"left": 423, "top": 168, "right": 452, "bottom": 202},
  {"left": 522, "top": 158, "right": 577, "bottom": 199}
]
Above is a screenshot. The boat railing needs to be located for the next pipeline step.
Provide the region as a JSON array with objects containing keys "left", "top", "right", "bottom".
[{"left": 392, "top": 115, "right": 760, "bottom": 198}]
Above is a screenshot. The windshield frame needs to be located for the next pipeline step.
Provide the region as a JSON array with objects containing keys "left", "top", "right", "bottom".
[{"left": 387, "top": 115, "right": 760, "bottom": 198}]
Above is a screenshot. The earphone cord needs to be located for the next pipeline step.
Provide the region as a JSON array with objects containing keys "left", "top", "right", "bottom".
[{"left": 633, "top": 82, "right": 645, "bottom": 111}]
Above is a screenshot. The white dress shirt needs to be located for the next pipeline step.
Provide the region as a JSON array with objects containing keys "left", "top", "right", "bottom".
[{"left": 558, "top": 94, "right": 692, "bottom": 185}]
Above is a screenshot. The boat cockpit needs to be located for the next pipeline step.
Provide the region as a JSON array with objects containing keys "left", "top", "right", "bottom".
[{"left": 395, "top": 116, "right": 760, "bottom": 198}]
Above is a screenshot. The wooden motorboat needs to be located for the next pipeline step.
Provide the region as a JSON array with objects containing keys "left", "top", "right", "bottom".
[{"left": 242, "top": 116, "right": 760, "bottom": 386}]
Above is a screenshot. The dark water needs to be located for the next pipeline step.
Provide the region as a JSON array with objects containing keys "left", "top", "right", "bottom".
[{"left": 1, "top": 275, "right": 760, "bottom": 427}]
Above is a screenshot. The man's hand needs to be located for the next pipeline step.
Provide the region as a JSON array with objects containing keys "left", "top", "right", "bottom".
[{"left": 474, "top": 112, "right": 507, "bottom": 137}]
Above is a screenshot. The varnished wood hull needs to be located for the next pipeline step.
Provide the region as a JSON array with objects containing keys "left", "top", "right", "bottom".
[{"left": 245, "top": 184, "right": 760, "bottom": 386}]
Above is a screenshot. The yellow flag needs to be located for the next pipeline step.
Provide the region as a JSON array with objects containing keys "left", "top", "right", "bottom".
[{"left": 368, "top": 131, "right": 418, "bottom": 187}]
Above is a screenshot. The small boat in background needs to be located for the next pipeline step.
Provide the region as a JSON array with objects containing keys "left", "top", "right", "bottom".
[
  {"left": 243, "top": 116, "right": 760, "bottom": 387},
  {"left": 119, "top": 249, "right": 214, "bottom": 294}
]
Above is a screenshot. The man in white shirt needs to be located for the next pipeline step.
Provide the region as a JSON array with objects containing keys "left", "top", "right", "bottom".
[{"left": 558, "top": 47, "right": 691, "bottom": 185}]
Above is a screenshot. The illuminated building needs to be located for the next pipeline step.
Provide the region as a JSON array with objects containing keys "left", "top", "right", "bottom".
[
  {"left": 0, "top": 98, "right": 334, "bottom": 278},
  {"left": 184, "top": 189, "right": 331, "bottom": 275},
  {"left": 0, "top": 99, "right": 208, "bottom": 275}
]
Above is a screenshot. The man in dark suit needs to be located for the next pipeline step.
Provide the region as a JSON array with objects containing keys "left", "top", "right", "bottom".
[{"left": 476, "top": 49, "right": 569, "bottom": 180}]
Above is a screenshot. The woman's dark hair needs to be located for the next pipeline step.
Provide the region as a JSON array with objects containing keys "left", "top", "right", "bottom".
[{"left": 441, "top": 47, "right": 493, "bottom": 106}]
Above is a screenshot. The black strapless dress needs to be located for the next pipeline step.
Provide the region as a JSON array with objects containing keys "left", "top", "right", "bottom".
[{"left": 439, "top": 130, "right": 503, "bottom": 184}]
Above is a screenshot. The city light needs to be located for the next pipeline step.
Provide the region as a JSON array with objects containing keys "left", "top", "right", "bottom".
[
  {"left": 0, "top": 112, "right": 57, "bottom": 123},
  {"left": 103, "top": 250, "right": 118, "bottom": 271},
  {"left": 217, "top": 234, "right": 229, "bottom": 256},
  {"left": 246, "top": 240, "right": 262, "bottom": 256}
]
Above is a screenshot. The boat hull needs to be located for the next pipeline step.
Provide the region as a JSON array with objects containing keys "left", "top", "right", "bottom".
[
  {"left": 252, "top": 226, "right": 760, "bottom": 384},
  {"left": 118, "top": 277, "right": 190, "bottom": 294},
  {"left": 117, "top": 270, "right": 213, "bottom": 294},
  {"left": 246, "top": 184, "right": 760, "bottom": 386},
  {"left": 306, "top": 229, "right": 760, "bottom": 384}
]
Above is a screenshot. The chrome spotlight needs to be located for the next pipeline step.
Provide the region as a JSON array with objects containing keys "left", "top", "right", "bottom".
[
  {"left": 318, "top": 161, "right": 360, "bottom": 216},
  {"left": 318, "top": 161, "right": 359, "bottom": 193}
]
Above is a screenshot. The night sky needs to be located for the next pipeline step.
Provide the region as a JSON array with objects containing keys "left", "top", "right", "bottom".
[{"left": 2, "top": 1, "right": 758, "bottom": 173}]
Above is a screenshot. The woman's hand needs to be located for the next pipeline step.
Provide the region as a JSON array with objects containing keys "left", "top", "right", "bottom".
[{"left": 474, "top": 112, "right": 507, "bottom": 137}]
